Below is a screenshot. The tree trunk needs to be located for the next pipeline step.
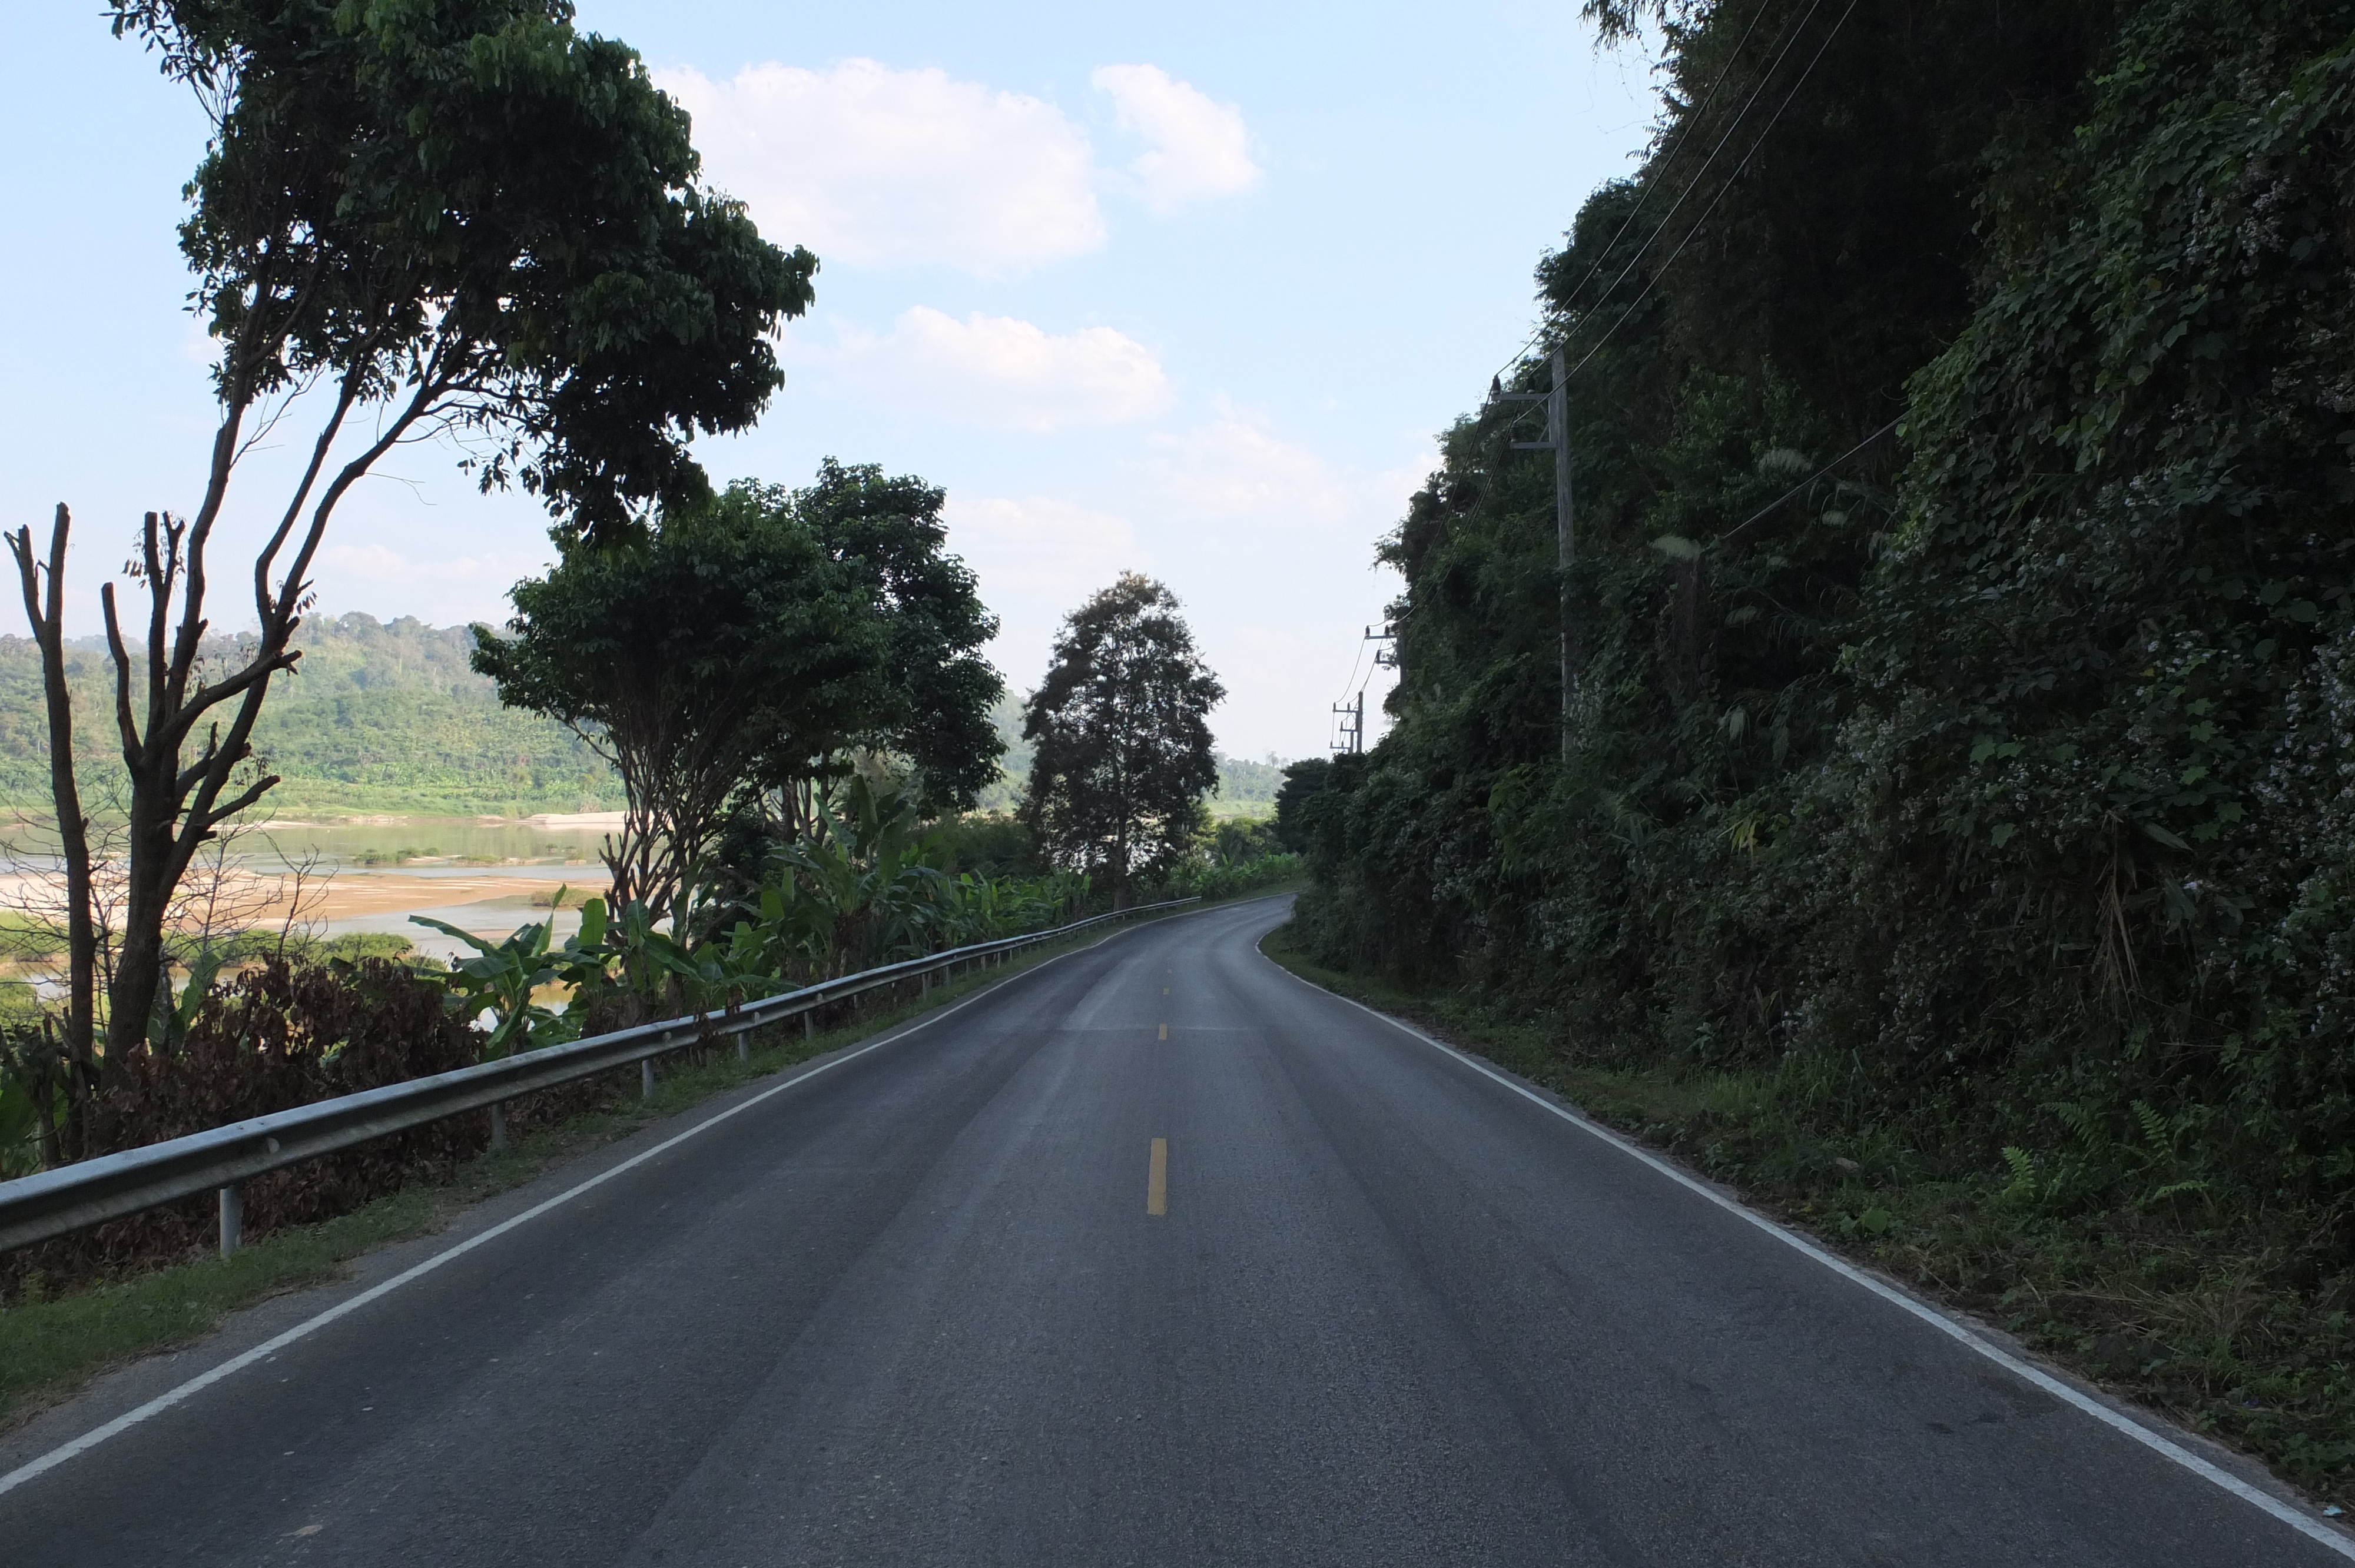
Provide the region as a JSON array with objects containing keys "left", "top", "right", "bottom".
[
  {"left": 98, "top": 501, "right": 304, "bottom": 1057},
  {"left": 8, "top": 507, "right": 99, "bottom": 1100},
  {"left": 105, "top": 776, "right": 179, "bottom": 1059},
  {"left": 1113, "top": 807, "right": 1130, "bottom": 910}
]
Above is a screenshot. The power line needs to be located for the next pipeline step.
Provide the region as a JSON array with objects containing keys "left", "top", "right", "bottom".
[
  {"left": 1333, "top": 634, "right": 1371, "bottom": 712},
  {"left": 1484, "top": 0, "right": 1817, "bottom": 398},
  {"left": 1715, "top": 413, "right": 1902, "bottom": 549},
  {"left": 1542, "top": 0, "right": 1779, "bottom": 328},
  {"left": 1561, "top": 0, "right": 1827, "bottom": 357},
  {"left": 1562, "top": 0, "right": 1860, "bottom": 384}
]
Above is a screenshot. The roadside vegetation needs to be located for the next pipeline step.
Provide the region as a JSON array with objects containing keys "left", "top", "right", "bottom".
[
  {"left": 0, "top": 0, "right": 1291, "bottom": 1363},
  {"left": 1282, "top": 0, "right": 2355, "bottom": 1500},
  {"left": 0, "top": 912, "right": 1197, "bottom": 1433}
]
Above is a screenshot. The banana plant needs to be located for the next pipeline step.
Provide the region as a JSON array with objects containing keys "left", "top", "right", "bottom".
[
  {"left": 762, "top": 776, "right": 963, "bottom": 975},
  {"left": 600, "top": 895, "right": 777, "bottom": 1021},
  {"left": 147, "top": 949, "right": 227, "bottom": 1056},
  {"left": 412, "top": 889, "right": 614, "bottom": 1058}
]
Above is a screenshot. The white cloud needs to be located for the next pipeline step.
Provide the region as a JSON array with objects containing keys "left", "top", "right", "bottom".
[
  {"left": 945, "top": 495, "right": 1138, "bottom": 600},
  {"left": 824, "top": 308, "right": 1170, "bottom": 432},
  {"left": 946, "top": 494, "right": 1145, "bottom": 686},
  {"left": 1147, "top": 402, "right": 1350, "bottom": 521},
  {"left": 659, "top": 59, "right": 1103, "bottom": 273},
  {"left": 1092, "top": 65, "right": 1263, "bottom": 212},
  {"left": 653, "top": 59, "right": 1261, "bottom": 274}
]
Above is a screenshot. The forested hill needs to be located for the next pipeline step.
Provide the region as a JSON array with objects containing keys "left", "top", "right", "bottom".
[
  {"left": 0, "top": 614, "right": 622, "bottom": 816},
  {"left": 1287, "top": 0, "right": 2355, "bottom": 1496},
  {"left": 0, "top": 614, "right": 1289, "bottom": 818}
]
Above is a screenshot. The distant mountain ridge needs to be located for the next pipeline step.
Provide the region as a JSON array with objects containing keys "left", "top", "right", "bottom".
[
  {"left": 0, "top": 613, "right": 622, "bottom": 817},
  {"left": 0, "top": 614, "right": 1290, "bottom": 819}
]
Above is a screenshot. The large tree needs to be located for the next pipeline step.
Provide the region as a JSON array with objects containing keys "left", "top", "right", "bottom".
[
  {"left": 1020, "top": 574, "right": 1224, "bottom": 903},
  {"left": 472, "top": 488, "right": 880, "bottom": 920},
  {"left": 9, "top": 0, "right": 814, "bottom": 1065},
  {"left": 475, "top": 467, "right": 1003, "bottom": 916},
  {"left": 762, "top": 459, "right": 1004, "bottom": 822}
]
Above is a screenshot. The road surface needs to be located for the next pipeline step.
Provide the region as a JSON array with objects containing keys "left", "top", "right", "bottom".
[{"left": 2, "top": 895, "right": 2340, "bottom": 1565}]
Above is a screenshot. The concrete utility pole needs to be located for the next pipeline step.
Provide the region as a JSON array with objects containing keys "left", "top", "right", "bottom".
[
  {"left": 1330, "top": 692, "right": 1364, "bottom": 755},
  {"left": 1492, "top": 347, "right": 1575, "bottom": 760}
]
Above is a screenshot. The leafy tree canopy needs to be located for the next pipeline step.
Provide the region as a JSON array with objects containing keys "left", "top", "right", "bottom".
[
  {"left": 474, "top": 465, "right": 1006, "bottom": 912},
  {"left": 472, "top": 487, "right": 880, "bottom": 915},
  {"left": 759, "top": 460, "right": 1004, "bottom": 811},
  {"left": 110, "top": 0, "right": 818, "bottom": 543},
  {"left": 15, "top": 0, "right": 818, "bottom": 1062},
  {"left": 1021, "top": 574, "right": 1224, "bottom": 898}
]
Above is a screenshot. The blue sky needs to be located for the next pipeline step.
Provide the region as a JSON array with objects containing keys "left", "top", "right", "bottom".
[{"left": 1, "top": 3, "right": 1659, "bottom": 759}]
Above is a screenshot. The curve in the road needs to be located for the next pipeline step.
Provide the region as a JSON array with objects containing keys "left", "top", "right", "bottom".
[{"left": 2, "top": 895, "right": 2344, "bottom": 1567}]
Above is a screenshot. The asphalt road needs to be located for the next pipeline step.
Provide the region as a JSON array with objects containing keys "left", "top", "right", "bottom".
[{"left": 3, "top": 896, "right": 2342, "bottom": 1566}]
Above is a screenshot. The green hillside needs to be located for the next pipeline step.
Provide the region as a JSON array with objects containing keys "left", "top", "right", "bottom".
[
  {"left": 0, "top": 614, "right": 623, "bottom": 818},
  {"left": 0, "top": 617, "right": 1292, "bottom": 821}
]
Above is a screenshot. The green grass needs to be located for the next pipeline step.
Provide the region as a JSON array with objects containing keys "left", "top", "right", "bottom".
[
  {"left": 1256, "top": 919, "right": 2355, "bottom": 1510},
  {"left": 0, "top": 918, "right": 1143, "bottom": 1435}
]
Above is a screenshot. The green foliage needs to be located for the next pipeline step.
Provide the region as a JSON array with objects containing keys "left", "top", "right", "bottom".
[
  {"left": 771, "top": 460, "right": 1004, "bottom": 810},
  {"left": 754, "top": 777, "right": 1085, "bottom": 976},
  {"left": 1273, "top": 758, "right": 1331, "bottom": 852},
  {"left": 475, "top": 467, "right": 1006, "bottom": 915},
  {"left": 1291, "top": 0, "right": 2355, "bottom": 1494},
  {"left": 472, "top": 477, "right": 886, "bottom": 915},
  {"left": 111, "top": 0, "right": 816, "bottom": 541},
  {"left": 928, "top": 812, "right": 1039, "bottom": 879},
  {"left": 0, "top": 618, "right": 624, "bottom": 815},
  {"left": 367, "top": 782, "right": 1092, "bottom": 1069},
  {"left": 979, "top": 689, "right": 1283, "bottom": 824},
  {"left": 1213, "top": 755, "right": 1285, "bottom": 810},
  {"left": 1829, "top": 0, "right": 2355, "bottom": 1202},
  {"left": 1166, "top": 852, "right": 1303, "bottom": 902},
  {"left": 1021, "top": 574, "right": 1225, "bottom": 898},
  {"left": 410, "top": 890, "right": 612, "bottom": 1056},
  {"left": 1206, "top": 816, "right": 1282, "bottom": 866}
]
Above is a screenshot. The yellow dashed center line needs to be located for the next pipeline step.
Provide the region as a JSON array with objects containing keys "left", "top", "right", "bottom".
[
  {"left": 1147, "top": 1138, "right": 1167, "bottom": 1216},
  {"left": 1158, "top": 1022, "right": 1168, "bottom": 1040}
]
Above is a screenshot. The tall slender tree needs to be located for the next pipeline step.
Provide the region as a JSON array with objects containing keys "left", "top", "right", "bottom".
[
  {"left": 9, "top": 0, "right": 815, "bottom": 1061},
  {"left": 1020, "top": 574, "right": 1224, "bottom": 905}
]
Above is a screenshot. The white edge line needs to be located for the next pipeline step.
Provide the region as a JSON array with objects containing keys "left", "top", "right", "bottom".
[
  {"left": 1262, "top": 954, "right": 2355, "bottom": 1560},
  {"left": 0, "top": 915, "right": 1186, "bottom": 1500}
]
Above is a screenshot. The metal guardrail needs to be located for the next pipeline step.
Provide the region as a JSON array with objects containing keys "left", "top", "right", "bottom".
[{"left": 0, "top": 896, "right": 1200, "bottom": 1258}]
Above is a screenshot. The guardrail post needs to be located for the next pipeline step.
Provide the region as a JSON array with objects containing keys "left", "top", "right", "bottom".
[
  {"left": 490, "top": 1101, "right": 508, "bottom": 1152},
  {"left": 921, "top": 968, "right": 931, "bottom": 998},
  {"left": 218, "top": 1184, "right": 242, "bottom": 1258},
  {"left": 736, "top": 1033, "right": 749, "bottom": 1064},
  {"left": 804, "top": 1011, "right": 813, "bottom": 1042},
  {"left": 641, "top": 1058, "right": 655, "bottom": 1100}
]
